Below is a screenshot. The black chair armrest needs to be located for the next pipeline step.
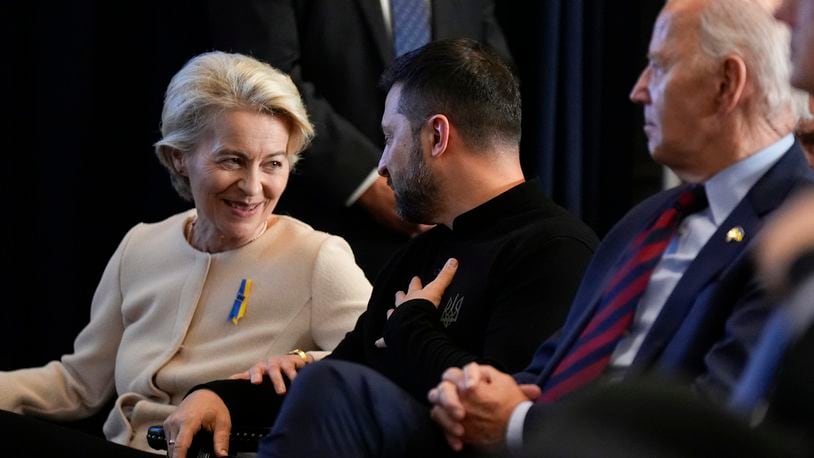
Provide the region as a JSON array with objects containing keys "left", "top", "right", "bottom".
[{"left": 147, "top": 424, "right": 270, "bottom": 456}]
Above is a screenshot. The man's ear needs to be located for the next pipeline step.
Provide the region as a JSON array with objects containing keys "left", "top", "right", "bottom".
[
  {"left": 170, "top": 148, "right": 188, "bottom": 176},
  {"left": 427, "top": 114, "right": 450, "bottom": 158},
  {"left": 717, "top": 54, "right": 748, "bottom": 114}
]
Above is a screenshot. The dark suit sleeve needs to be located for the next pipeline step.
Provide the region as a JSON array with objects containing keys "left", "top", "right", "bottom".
[
  {"left": 383, "top": 236, "right": 595, "bottom": 394},
  {"left": 688, "top": 257, "right": 772, "bottom": 401},
  {"left": 205, "top": 0, "right": 381, "bottom": 204}
]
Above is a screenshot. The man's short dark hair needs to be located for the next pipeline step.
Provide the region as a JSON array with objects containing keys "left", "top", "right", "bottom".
[{"left": 380, "top": 38, "right": 522, "bottom": 149}]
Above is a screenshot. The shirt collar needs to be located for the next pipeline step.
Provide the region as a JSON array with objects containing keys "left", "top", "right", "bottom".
[{"left": 702, "top": 134, "right": 793, "bottom": 225}]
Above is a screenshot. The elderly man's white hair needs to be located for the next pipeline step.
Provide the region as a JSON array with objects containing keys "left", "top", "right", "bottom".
[{"left": 694, "top": 0, "right": 807, "bottom": 121}]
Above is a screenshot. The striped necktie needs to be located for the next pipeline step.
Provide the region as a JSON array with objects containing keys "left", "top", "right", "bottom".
[
  {"left": 538, "top": 185, "right": 708, "bottom": 403},
  {"left": 391, "top": 0, "right": 431, "bottom": 57}
]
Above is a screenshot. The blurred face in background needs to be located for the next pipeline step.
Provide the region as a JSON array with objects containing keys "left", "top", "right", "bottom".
[
  {"left": 776, "top": 0, "right": 814, "bottom": 92},
  {"left": 795, "top": 96, "right": 814, "bottom": 167}
]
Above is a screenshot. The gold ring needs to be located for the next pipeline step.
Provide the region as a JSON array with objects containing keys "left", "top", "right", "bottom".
[{"left": 288, "top": 348, "right": 309, "bottom": 363}]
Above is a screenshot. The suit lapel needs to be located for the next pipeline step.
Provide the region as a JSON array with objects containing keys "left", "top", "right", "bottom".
[
  {"left": 357, "top": 0, "right": 394, "bottom": 65},
  {"left": 537, "top": 191, "right": 682, "bottom": 384},
  {"left": 631, "top": 143, "right": 812, "bottom": 369},
  {"left": 630, "top": 204, "right": 761, "bottom": 368}
]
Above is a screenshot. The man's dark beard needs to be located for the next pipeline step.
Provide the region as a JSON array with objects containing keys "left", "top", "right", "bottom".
[{"left": 393, "top": 137, "right": 439, "bottom": 224}]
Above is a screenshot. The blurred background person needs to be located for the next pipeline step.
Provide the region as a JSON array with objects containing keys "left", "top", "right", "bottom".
[
  {"left": 0, "top": 51, "right": 371, "bottom": 456},
  {"left": 794, "top": 96, "right": 814, "bottom": 166}
]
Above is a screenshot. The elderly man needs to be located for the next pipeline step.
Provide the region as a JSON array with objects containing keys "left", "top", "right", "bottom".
[
  {"left": 486, "top": 2, "right": 814, "bottom": 456},
  {"left": 159, "top": 38, "right": 598, "bottom": 458},
  {"left": 426, "top": 0, "right": 814, "bottom": 455}
]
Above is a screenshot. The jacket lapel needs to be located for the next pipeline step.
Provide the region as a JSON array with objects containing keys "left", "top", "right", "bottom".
[
  {"left": 357, "top": 0, "right": 394, "bottom": 65},
  {"left": 631, "top": 142, "right": 812, "bottom": 369},
  {"left": 630, "top": 205, "right": 761, "bottom": 367},
  {"left": 536, "top": 190, "right": 683, "bottom": 383}
]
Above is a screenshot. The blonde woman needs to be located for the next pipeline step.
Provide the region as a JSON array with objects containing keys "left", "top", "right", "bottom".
[{"left": 0, "top": 51, "right": 371, "bottom": 456}]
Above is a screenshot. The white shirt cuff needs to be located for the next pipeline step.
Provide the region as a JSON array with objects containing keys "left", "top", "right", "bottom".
[
  {"left": 506, "top": 400, "right": 533, "bottom": 454},
  {"left": 344, "top": 169, "right": 380, "bottom": 206}
]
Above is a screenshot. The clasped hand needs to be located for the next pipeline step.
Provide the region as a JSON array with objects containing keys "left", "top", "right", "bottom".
[{"left": 427, "top": 362, "right": 541, "bottom": 452}]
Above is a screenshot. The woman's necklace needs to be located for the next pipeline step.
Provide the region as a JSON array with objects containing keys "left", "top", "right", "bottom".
[{"left": 186, "top": 217, "right": 269, "bottom": 252}]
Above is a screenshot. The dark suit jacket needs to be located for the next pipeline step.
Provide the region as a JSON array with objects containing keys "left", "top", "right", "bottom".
[
  {"left": 514, "top": 143, "right": 814, "bottom": 439},
  {"left": 203, "top": 0, "right": 510, "bottom": 278}
]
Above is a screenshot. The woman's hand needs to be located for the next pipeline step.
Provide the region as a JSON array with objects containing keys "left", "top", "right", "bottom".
[
  {"left": 229, "top": 353, "right": 312, "bottom": 394},
  {"left": 164, "top": 389, "right": 231, "bottom": 458}
]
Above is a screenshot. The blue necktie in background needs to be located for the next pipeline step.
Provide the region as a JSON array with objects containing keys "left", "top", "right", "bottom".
[{"left": 391, "top": 0, "right": 431, "bottom": 57}]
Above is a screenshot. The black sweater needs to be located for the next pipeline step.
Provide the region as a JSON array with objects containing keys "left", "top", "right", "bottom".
[{"left": 200, "top": 180, "right": 598, "bottom": 423}]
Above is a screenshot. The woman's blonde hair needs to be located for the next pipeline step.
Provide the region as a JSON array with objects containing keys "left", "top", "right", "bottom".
[{"left": 154, "top": 51, "right": 314, "bottom": 201}]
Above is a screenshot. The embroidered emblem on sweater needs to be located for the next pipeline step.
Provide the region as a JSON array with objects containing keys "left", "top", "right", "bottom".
[{"left": 440, "top": 294, "right": 464, "bottom": 328}]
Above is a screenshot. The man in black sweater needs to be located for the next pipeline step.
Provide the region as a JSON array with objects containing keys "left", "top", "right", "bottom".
[{"left": 162, "top": 39, "right": 598, "bottom": 458}]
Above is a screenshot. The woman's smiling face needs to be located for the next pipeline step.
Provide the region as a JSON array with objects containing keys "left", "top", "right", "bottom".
[{"left": 174, "top": 109, "right": 291, "bottom": 252}]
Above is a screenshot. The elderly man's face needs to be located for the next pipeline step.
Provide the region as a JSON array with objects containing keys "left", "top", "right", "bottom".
[
  {"left": 776, "top": 0, "right": 814, "bottom": 92},
  {"left": 378, "top": 84, "right": 440, "bottom": 224},
  {"left": 629, "top": 1, "right": 719, "bottom": 181}
]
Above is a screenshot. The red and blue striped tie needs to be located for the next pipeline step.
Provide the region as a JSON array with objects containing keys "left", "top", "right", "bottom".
[{"left": 538, "top": 185, "right": 708, "bottom": 402}]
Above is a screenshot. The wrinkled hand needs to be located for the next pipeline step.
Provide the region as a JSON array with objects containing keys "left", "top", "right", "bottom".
[
  {"left": 756, "top": 189, "right": 814, "bottom": 293},
  {"left": 163, "top": 389, "right": 231, "bottom": 458},
  {"left": 357, "top": 176, "right": 433, "bottom": 237},
  {"left": 428, "top": 363, "right": 540, "bottom": 451},
  {"left": 228, "top": 354, "right": 311, "bottom": 394},
  {"left": 375, "top": 258, "right": 458, "bottom": 348}
]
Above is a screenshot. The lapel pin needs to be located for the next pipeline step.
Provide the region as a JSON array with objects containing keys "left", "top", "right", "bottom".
[
  {"left": 725, "top": 226, "right": 745, "bottom": 243},
  {"left": 228, "top": 278, "right": 253, "bottom": 325}
]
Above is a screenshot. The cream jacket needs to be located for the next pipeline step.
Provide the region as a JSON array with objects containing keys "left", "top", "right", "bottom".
[{"left": 0, "top": 210, "right": 371, "bottom": 452}]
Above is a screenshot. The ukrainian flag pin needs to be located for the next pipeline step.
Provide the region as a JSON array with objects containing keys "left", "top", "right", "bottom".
[
  {"left": 228, "top": 278, "right": 253, "bottom": 325},
  {"left": 725, "top": 226, "right": 745, "bottom": 243}
]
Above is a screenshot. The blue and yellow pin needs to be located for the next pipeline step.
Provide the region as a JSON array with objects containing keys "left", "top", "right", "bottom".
[
  {"left": 725, "top": 226, "right": 745, "bottom": 243},
  {"left": 228, "top": 278, "right": 253, "bottom": 325}
]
